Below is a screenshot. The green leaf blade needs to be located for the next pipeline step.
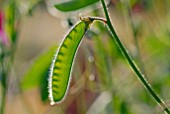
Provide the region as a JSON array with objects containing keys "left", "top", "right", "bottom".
[
  {"left": 21, "top": 46, "right": 57, "bottom": 90},
  {"left": 55, "top": 0, "right": 99, "bottom": 12}
]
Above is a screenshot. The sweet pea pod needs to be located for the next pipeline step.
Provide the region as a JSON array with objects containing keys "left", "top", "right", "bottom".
[{"left": 48, "top": 17, "right": 105, "bottom": 105}]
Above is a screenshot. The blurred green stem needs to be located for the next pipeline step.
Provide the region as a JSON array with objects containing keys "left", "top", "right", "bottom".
[
  {"left": 0, "top": 52, "right": 6, "bottom": 114},
  {"left": 0, "top": 1, "right": 18, "bottom": 113},
  {"left": 100, "top": 0, "right": 170, "bottom": 113},
  {"left": 120, "top": 0, "right": 146, "bottom": 75},
  {"left": 1, "top": 86, "right": 6, "bottom": 114}
]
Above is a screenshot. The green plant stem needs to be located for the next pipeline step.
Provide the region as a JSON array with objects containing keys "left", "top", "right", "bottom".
[
  {"left": 0, "top": 86, "right": 6, "bottom": 114},
  {"left": 0, "top": 44, "right": 6, "bottom": 114},
  {"left": 100, "top": 0, "right": 170, "bottom": 113},
  {"left": 0, "top": 68, "right": 6, "bottom": 114},
  {"left": 120, "top": 0, "right": 146, "bottom": 75}
]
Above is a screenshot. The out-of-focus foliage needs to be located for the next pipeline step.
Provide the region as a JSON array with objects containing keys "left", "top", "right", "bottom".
[{"left": 21, "top": 46, "right": 57, "bottom": 101}]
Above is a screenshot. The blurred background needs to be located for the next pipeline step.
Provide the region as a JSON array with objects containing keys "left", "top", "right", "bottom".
[{"left": 0, "top": 0, "right": 170, "bottom": 114}]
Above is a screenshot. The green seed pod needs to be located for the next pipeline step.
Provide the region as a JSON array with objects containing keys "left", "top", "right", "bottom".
[
  {"left": 49, "top": 18, "right": 91, "bottom": 105},
  {"left": 48, "top": 17, "right": 106, "bottom": 105}
]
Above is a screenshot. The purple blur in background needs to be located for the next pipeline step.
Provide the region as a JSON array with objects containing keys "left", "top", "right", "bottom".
[{"left": 0, "top": 10, "right": 8, "bottom": 45}]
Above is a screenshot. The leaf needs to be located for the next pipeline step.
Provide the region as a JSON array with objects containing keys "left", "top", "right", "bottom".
[
  {"left": 5, "top": 0, "right": 17, "bottom": 43},
  {"left": 40, "top": 70, "right": 49, "bottom": 101},
  {"left": 55, "top": 0, "right": 99, "bottom": 12},
  {"left": 48, "top": 17, "right": 101, "bottom": 105},
  {"left": 21, "top": 46, "right": 57, "bottom": 90}
]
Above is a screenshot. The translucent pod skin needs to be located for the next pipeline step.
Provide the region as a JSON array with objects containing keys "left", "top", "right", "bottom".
[{"left": 49, "top": 18, "right": 94, "bottom": 105}]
